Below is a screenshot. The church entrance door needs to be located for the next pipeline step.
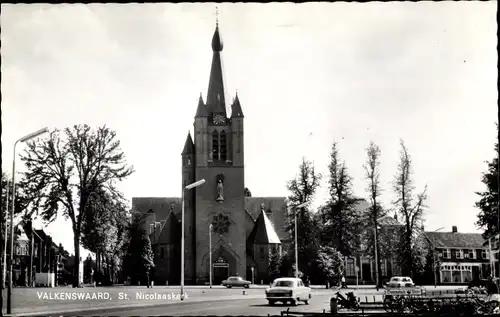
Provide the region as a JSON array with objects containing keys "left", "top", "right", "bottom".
[{"left": 213, "top": 256, "right": 229, "bottom": 285}]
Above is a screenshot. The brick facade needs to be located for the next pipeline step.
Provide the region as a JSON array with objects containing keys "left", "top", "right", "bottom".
[{"left": 132, "top": 22, "right": 288, "bottom": 285}]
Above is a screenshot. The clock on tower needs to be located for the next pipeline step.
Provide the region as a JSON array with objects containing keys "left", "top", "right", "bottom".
[{"left": 213, "top": 113, "right": 226, "bottom": 125}]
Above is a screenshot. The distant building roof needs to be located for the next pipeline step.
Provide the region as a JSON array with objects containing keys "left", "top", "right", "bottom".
[
  {"left": 425, "top": 231, "right": 487, "bottom": 249},
  {"left": 378, "top": 215, "right": 402, "bottom": 226},
  {"left": 132, "top": 197, "right": 181, "bottom": 222}
]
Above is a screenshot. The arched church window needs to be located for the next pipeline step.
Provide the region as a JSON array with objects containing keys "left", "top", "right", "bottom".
[
  {"left": 220, "top": 131, "right": 227, "bottom": 161},
  {"left": 212, "top": 131, "right": 219, "bottom": 160}
]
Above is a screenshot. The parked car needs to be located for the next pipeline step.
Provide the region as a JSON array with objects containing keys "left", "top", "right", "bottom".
[
  {"left": 222, "top": 276, "right": 251, "bottom": 288},
  {"left": 386, "top": 276, "right": 414, "bottom": 288},
  {"left": 265, "top": 277, "right": 311, "bottom": 306}
]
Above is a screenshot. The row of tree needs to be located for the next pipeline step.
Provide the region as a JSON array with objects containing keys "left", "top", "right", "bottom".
[
  {"left": 273, "top": 140, "right": 429, "bottom": 286},
  {"left": 1, "top": 125, "right": 135, "bottom": 287}
]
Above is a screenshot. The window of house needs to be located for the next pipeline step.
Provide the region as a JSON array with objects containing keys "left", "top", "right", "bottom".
[
  {"left": 381, "top": 261, "right": 387, "bottom": 276},
  {"left": 466, "top": 249, "right": 475, "bottom": 259},
  {"left": 346, "top": 259, "right": 355, "bottom": 277},
  {"left": 160, "top": 247, "right": 165, "bottom": 260},
  {"left": 442, "top": 249, "right": 451, "bottom": 259},
  {"left": 455, "top": 249, "right": 463, "bottom": 259},
  {"left": 482, "top": 249, "right": 490, "bottom": 259},
  {"left": 260, "top": 247, "right": 265, "bottom": 260}
]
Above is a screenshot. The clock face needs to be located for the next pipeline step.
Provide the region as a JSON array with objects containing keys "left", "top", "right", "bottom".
[{"left": 213, "top": 114, "right": 226, "bottom": 125}]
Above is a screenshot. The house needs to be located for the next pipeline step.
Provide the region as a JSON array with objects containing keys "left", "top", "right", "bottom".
[
  {"left": 424, "top": 226, "right": 490, "bottom": 284},
  {"left": 345, "top": 209, "right": 404, "bottom": 285}
]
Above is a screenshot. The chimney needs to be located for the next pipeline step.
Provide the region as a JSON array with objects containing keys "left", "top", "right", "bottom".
[{"left": 452, "top": 226, "right": 457, "bottom": 233}]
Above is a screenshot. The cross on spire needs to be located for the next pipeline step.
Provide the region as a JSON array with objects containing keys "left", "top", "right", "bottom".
[{"left": 215, "top": 6, "right": 220, "bottom": 26}]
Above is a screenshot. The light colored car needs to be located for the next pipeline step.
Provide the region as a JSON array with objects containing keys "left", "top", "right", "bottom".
[
  {"left": 221, "top": 276, "right": 251, "bottom": 288},
  {"left": 265, "top": 277, "right": 311, "bottom": 305},
  {"left": 386, "top": 276, "right": 415, "bottom": 288}
]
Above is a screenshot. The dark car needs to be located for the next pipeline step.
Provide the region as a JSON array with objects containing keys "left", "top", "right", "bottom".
[{"left": 222, "top": 276, "right": 251, "bottom": 288}]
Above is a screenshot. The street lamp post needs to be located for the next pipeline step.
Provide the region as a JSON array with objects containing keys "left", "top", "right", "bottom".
[
  {"left": 2, "top": 180, "right": 10, "bottom": 289},
  {"left": 181, "top": 179, "right": 205, "bottom": 301},
  {"left": 251, "top": 266, "right": 254, "bottom": 285},
  {"left": 209, "top": 223, "right": 213, "bottom": 289},
  {"left": 294, "top": 202, "right": 309, "bottom": 279},
  {"left": 8, "top": 127, "right": 49, "bottom": 314}
]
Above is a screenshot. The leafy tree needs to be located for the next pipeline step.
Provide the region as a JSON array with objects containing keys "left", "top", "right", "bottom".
[
  {"left": 122, "top": 212, "right": 155, "bottom": 285},
  {"left": 315, "top": 245, "right": 344, "bottom": 284},
  {"left": 392, "top": 140, "right": 428, "bottom": 277},
  {"left": 268, "top": 248, "right": 282, "bottom": 281},
  {"left": 320, "top": 142, "right": 361, "bottom": 257},
  {"left": 475, "top": 141, "right": 500, "bottom": 239},
  {"left": 244, "top": 187, "right": 252, "bottom": 197},
  {"left": 286, "top": 157, "right": 322, "bottom": 279},
  {"left": 362, "top": 141, "right": 386, "bottom": 287},
  {"left": 81, "top": 186, "right": 130, "bottom": 285},
  {"left": 19, "top": 125, "right": 134, "bottom": 287}
]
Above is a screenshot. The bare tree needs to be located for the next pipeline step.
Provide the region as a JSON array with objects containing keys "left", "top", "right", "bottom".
[
  {"left": 20, "top": 125, "right": 134, "bottom": 287},
  {"left": 363, "top": 141, "right": 384, "bottom": 287},
  {"left": 392, "top": 140, "right": 428, "bottom": 278}
]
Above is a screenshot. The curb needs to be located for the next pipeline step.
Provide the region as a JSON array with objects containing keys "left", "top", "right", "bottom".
[{"left": 4, "top": 294, "right": 265, "bottom": 316}]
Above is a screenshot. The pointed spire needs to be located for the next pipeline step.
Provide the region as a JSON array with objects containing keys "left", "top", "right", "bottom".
[
  {"left": 195, "top": 93, "right": 208, "bottom": 117},
  {"left": 206, "top": 14, "right": 228, "bottom": 116},
  {"left": 212, "top": 7, "right": 223, "bottom": 52},
  {"left": 231, "top": 91, "right": 244, "bottom": 118},
  {"left": 182, "top": 132, "right": 194, "bottom": 155}
]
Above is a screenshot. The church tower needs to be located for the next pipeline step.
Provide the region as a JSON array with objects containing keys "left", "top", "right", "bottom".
[{"left": 186, "top": 19, "right": 246, "bottom": 284}]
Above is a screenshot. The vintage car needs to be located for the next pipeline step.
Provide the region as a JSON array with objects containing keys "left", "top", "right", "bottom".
[
  {"left": 265, "top": 277, "right": 311, "bottom": 305},
  {"left": 221, "top": 276, "right": 251, "bottom": 288},
  {"left": 386, "top": 276, "right": 415, "bottom": 288}
]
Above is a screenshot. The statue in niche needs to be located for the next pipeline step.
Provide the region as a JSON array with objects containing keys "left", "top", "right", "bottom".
[{"left": 216, "top": 174, "right": 224, "bottom": 202}]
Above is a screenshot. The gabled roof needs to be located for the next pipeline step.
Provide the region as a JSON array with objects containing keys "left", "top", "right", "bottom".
[
  {"left": 245, "top": 197, "right": 287, "bottom": 240},
  {"left": 425, "top": 231, "right": 487, "bottom": 249},
  {"left": 247, "top": 210, "right": 281, "bottom": 245},
  {"left": 156, "top": 211, "right": 181, "bottom": 245}
]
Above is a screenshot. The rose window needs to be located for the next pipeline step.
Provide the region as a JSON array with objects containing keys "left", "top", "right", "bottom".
[{"left": 212, "top": 213, "right": 230, "bottom": 234}]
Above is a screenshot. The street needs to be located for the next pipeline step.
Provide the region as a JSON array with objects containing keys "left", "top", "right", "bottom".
[
  {"left": 63, "top": 293, "right": 335, "bottom": 316},
  {"left": 2, "top": 285, "right": 464, "bottom": 316}
]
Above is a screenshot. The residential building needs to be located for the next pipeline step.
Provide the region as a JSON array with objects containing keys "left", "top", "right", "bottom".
[
  {"left": 132, "top": 21, "right": 288, "bottom": 285},
  {"left": 344, "top": 208, "right": 404, "bottom": 285},
  {"left": 424, "top": 226, "right": 490, "bottom": 284}
]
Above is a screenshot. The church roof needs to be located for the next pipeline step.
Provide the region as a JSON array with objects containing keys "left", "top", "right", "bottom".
[
  {"left": 156, "top": 211, "right": 181, "bottom": 245},
  {"left": 247, "top": 209, "right": 281, "bottom": 245},
  {"left": 231, "top": 93, "right": 244, "bottom": 118},
  {"left": 245, "top": 197, "right": 288, "bottom": 240},
  {"left": 206, "top": 24, "right": 229, "bottom": 116},
  {"left": 182, "top": 132, "right": 195, "bottom": 155},
  {"left": 132, "top": 197, "right": 181, "bottom": 223}
]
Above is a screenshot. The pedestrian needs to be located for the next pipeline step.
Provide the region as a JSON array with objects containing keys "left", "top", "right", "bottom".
[{"left": 341, "top": 275, "right": 347, "bottom": 289}]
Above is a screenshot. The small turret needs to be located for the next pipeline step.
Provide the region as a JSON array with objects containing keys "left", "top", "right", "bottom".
[
  {"left": 231, "top": 92, "right": 244, "bottom": 118},
  {"left": 195, "top": 93, "right": 208, "bottom": 117}
]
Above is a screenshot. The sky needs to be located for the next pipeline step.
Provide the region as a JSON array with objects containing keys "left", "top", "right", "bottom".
[{"left": 1, "top": 2, "right": 498, "bottom": 258}]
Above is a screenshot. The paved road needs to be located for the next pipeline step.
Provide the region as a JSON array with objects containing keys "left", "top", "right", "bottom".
[
  {"left": 2, "top": 285, "right": 463, "bottom": 316},
  {"left": 64, "top": 293, "right": 337, "bottom": 316}
]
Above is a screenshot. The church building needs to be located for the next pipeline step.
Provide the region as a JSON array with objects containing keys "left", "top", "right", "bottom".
[{"left": 132, "top": 21, "right": 289, "bottom": 285}]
